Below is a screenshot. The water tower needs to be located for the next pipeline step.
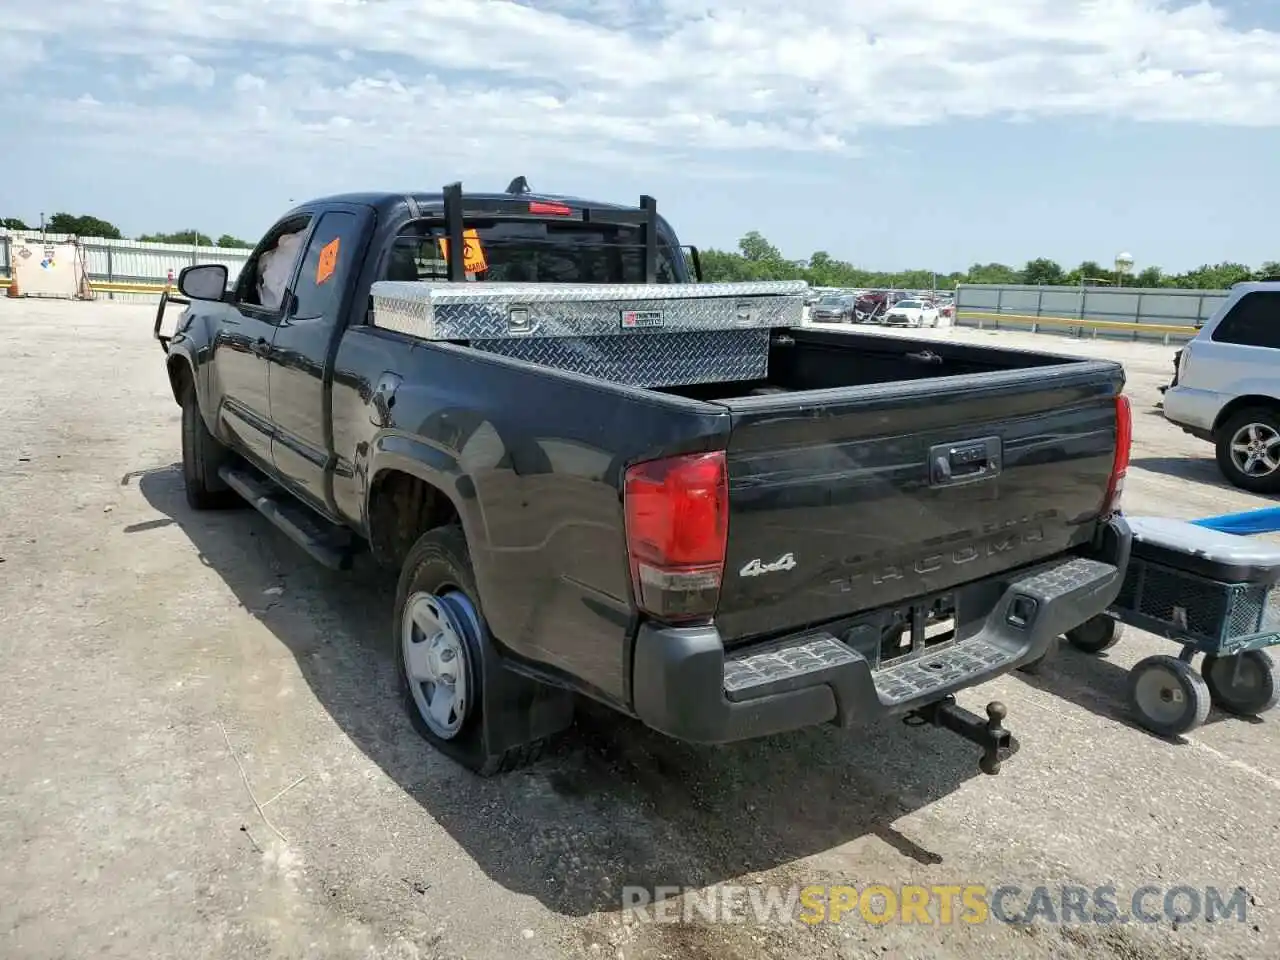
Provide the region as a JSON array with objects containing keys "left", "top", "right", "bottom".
[{"left": 1114, "top": 252, "right": 1134, "bottom": 285}]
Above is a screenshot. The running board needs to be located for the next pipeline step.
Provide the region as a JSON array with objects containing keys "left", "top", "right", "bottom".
[{"left": 219, "top": 464, "right": 361, "bottom": 571}]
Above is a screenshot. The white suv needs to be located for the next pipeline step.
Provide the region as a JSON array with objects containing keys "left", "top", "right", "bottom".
[{"left": 1163, "top": 281, "right": 1280, "bottom": 492}]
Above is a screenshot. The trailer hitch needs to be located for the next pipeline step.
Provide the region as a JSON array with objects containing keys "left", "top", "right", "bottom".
[{"left": 906, "top": 698, "right": 1012, "bottom": 775}]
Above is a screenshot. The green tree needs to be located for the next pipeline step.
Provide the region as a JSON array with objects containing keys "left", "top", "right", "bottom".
[
  {"left": 1174, "top": 262, "right": 1254, "bottom": 289},
  {"left": 1020, "top": 258, "right": 1065, "bottom": 285},
  {"left": 966, "top": 262, "right": 1020, "bottom": 284},
  {"left": 738, "top": 231, "right": 784, "bottom": 263},
  {"left": 1134, "top": 266, "right": 1165, "bottom": 288},
  {"left": 46, "top": 213, "right": 122, "bottom": 238},
  {"left": 1067, "top": 261, "right": 1110, "bottom": 285},
  {"left": 1, "top": 217, "right": 28, "bottom": 230},
  {"left": 138, "top": 229, "right": 214, "bottom": 246},
  {"left": 692, "top": 230, "right": 1275, "bottom": 293},
  {"left": 216, "top": 234, "right": 252, "bottom": 248}
]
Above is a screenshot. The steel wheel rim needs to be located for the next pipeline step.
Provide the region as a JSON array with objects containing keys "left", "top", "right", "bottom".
[
  {"left": 1229, "top": 422, "right": 1280, "bottom": 477},
  {"left": 401, "top": 591, "right": 473, "bottom": 739},
  {"left": 1134, "top": 665, "right": 1189, "bottom": 726}
]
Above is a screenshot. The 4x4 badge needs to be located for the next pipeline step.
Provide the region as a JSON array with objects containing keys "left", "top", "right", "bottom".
[{"left": 739, "top": 553, "right": 797, "bottom": 577}]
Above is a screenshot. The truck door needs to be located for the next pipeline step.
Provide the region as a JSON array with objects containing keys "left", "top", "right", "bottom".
[
  {"left": 212, "top": 214, "right": 313, "bottom": 470},
  {"left": 268, "top": 207, "right": 366, "bottom": 513}
]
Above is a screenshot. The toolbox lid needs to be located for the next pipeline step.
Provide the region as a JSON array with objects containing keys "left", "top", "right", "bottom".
[{"left": 1127, "top": 515, "right": 1280, "bottom": 585}]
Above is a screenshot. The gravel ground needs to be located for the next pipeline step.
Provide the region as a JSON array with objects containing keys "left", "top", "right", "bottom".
[{"left": 1, "top": 301, "right": 1276, "bottom": 960}]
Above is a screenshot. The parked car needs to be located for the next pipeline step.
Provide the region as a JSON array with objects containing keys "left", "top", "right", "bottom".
[
  {"left": 884, "top": 298, "right": 941, "bottom": 328},
  {"left": 1163, "top": 282, "right": 1280, "bottom": 492},
  {"left": 154, "top": 179, "right": 1132, "bottom": 778},
  {"left": 809, "top": 293, "right": 857, "bottom": 323}
]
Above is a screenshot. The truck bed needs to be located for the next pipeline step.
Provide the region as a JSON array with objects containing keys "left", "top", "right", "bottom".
[{"left": 659, "top": 328, "right": 1081, "bottom": 401}]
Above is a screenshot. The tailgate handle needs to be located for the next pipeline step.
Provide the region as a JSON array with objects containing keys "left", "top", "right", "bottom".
[{"left": 930, "top": 437, "right": 1002, "bottom": 487}]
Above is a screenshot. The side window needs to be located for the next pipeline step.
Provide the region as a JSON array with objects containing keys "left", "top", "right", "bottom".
[
  {"left": 1211, "top": 292, "right": 1280, "bottom": 349},
  {"left": 234, "top": 215, "right": 312, "bottom": 310},
  {"left": 292, "top": 211, "right": 361, "bottom": 322}
]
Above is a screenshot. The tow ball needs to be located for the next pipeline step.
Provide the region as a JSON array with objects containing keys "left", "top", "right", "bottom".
[{"left": 905, "top": 698, "right": 1012, "bottom": 775}]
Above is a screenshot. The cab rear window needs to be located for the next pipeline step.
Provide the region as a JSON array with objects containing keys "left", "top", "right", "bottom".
[{"left": 382, "top": 219, "right": 683, "bottom": 284}]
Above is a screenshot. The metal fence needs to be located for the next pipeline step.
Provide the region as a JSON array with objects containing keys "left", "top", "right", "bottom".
[
  {"left": 954, "top": 283, "right": 1230, "bottom": 344},
  {"left": 0, "top": 229, "right": 252, "bottom": 304}
]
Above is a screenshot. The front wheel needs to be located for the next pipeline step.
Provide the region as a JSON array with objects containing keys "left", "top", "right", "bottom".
[
  {"left": 1128, "top": 655, "right": 1211, "bottom": 737},
  {"left": 1215, "top": 408, "right": 1280, "bottom": 493},
  {"left": 180, "top": 378, "right": 237, "bottom": 510}
]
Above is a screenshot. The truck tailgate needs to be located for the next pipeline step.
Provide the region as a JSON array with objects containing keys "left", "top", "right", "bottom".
[{"left": 712, "top": 363, "right": 1124, "bottom": 643}]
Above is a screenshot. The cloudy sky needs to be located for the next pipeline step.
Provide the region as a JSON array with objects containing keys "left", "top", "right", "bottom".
[{"left": 2, "top": 0, "right": 1279, "bottom": 272}]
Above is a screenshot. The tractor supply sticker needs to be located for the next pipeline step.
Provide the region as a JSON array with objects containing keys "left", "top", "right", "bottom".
[
  {"left": 437, "top": 229, "right": 488, "bottom": 274},
  {"left": 620, "top": 309, "right": 664, "bottom": 329},
  {"left": 315, "top": 237, "right": 340, "bottom": 285}
]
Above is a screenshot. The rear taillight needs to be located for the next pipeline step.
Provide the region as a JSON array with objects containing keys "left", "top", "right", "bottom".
[
  {"left": 1103, "top": 394, "right": 1132, "bottom": 516},
  {"left": 528, "top": 201, "right": 572, "bottom": 216},
  {"left": 623, "top": 451, "right": 728, "bottom": 623}
]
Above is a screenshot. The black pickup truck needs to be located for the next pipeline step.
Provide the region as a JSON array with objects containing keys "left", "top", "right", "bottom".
[{"left": 155, "top": 179, "right": 1133, "bottom": 777}]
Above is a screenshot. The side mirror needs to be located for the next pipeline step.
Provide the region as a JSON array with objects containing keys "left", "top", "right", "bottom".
[{"left": 178, "top": 263, "right": 229, "bottom": 301}]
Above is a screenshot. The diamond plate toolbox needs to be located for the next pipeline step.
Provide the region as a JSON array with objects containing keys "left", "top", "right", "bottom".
[
  {"left": 368, "top": 280, "right": 809, "bottom": 340},
  {"left": 470, "top": 329, "right": 772, "bottom": 388}
]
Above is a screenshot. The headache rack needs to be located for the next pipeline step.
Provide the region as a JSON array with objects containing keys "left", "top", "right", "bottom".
[
  {"left": 367, "top": 182, "right": 809, "bottom": 388},
  {"left": 436, "top": 180, "right": 665, "bottom": 284}
]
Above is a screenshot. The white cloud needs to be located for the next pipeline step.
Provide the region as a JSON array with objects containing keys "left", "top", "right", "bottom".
[
  {"left": 0, "top": 35, "right": 44, "bottom": 78},
  {"left": 5, "top": 0, "right": 1280, "bottom": 178},
  {"left": 138, "top": 53, "right": 216, "bottom": 90}
]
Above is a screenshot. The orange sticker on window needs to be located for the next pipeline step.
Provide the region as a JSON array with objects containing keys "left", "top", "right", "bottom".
[
  {"left": 316, "top": 237, "right": 340, "bottom": 285},
  {"left": 437, "top": 228, "right": 488, "bottom": 274}
]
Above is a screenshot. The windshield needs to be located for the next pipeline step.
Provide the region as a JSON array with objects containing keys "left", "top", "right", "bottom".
[
  {"left": 894, "top": 300, "right": 922, "bottom": 309},
  {"left": 382, "top": 218, "right": 685, "bottom": 284}
]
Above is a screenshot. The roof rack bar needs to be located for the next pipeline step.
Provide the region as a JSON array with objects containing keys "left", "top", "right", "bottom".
[
  {"left": 442, "top": 181, "right": 467, "bottom": 281},
  {"left": 640, "top": 195, "right": 657, "bottom": 284}
]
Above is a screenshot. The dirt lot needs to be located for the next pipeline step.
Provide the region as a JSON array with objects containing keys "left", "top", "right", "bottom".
[{"left": 1, "top": 300, "right": 1277, "bottom": 960}]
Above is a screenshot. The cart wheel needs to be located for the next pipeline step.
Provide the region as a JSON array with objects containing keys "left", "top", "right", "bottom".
[
  {"left": 1065, "top": 615, "right": 1125, "bottom": 654},
  {"left": 1201, "top": 650, "right": 1278, "bottom": 717},
  {"left": 1128, "top": 655, "right": 1211, "bottom": 737},
  {"left": 1017, "top": 636, "right": 1057, "bottom": 675}
]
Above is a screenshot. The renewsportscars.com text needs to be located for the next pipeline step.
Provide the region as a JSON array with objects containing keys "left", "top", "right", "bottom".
[{"left": 621, "top": 884, "right": 1251, "bottom": 927}]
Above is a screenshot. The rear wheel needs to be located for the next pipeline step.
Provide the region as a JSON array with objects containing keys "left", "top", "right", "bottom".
[
  {"left": 394, "top": 526, "right": 566, "bottom": 775},
  {"left": 1202, "top": 650, "right": 1278, "bottom": 716},
  {"left": 1065, "top": 615, "right": 1124, "bottom": 654},
  {"left": 1017, "top": 636, "right": 1057, "bottom": 675},
  {"left": 1215, "top": 408, "right": 1280, "bottom": 493},
  {"left": 179, "top": 378, "right": 237, "bottom": 510}
]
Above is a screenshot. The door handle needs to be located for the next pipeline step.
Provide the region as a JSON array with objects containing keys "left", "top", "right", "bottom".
[
  {"left": 251, "top": 337, "right": 271, "bottom": 358},
  {"left": 370, "top": 372, "right": 402, "bottom": 427}
]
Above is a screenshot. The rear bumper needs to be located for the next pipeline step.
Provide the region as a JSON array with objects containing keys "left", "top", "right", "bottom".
[
  {"left": 631, "top": 517, "right": 1131, "bottom": 745},
  {"left": 1162, "top": 385, "right": 1222, "bottom": 441}
]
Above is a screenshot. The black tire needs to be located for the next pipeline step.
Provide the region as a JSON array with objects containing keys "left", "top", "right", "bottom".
[
  {"left": 1127, "top": 655, "right": 1211, "bottom": 737},
  {"left": 1214, "top": 407, "right": 1280, "bottom": 494},
  {"left": 393, "top": 526, "right": 556, "bottom": 776},
  {"left": 179, "top": 377, "right": 237, "bottom": 510},
  {"left": 1201, "top": 650, "right": 1278, "bottom": 717},
  {"left": 1065, "top": 615, "right": 1125, "bottom": 654},
  {"left": 1017, "top": 635, "right": 1057, "bottom": 675}
]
